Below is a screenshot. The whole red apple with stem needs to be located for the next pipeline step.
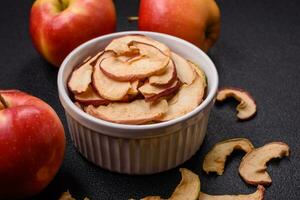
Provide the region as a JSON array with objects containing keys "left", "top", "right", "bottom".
[
  {"left": 138, "top": 0, "right": 221, "bottom": 52},
  {"left": 0, "top": 90, "right": 65, "bottom": 199},
  {"left": 30, "top": 0, "right": 116, "bottom": 67}
]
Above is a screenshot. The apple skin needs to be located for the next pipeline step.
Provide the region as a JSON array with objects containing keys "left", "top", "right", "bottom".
[
  {"left": 0, "top": 90, "right": 65, "bottom": 199},
  {"left": 138, "top": 0, "right": 221, "bottom": 52},
  {"left": 30, "top": 0, "right": 116, "bottom": 67}
]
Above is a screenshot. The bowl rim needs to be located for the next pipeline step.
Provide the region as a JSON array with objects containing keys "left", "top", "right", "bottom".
[{"left": 58, "top": 31, "right": 218, "bottom": 132}]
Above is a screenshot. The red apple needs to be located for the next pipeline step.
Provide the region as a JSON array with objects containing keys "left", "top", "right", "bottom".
[
  {"left": 30, "top": 0, "right": 116, "bottom": 67},
  {"left": 0, "top": 90, "right": 65, "bottom": 199},
  {"left": 138, "top": 0, "right": 221, "bottom": 52}
]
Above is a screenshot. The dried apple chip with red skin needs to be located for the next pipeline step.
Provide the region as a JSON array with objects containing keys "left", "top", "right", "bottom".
[
  {"left": 74, "top": 85, "right": 110, "bottom": 106},
  {"left": 92, "top": 51, "right": 131, "bottom": 101},
  {"left": 239, "top": 142, "right": 290, "bottom": 186},
  {"left": 105, "top": 35, "right": 171, "bottom": 56},
  {"left": 139, "top": 80, "right": 180, "bottom": 102},
  {"left": 100, "top": 42, "right": 169, "bottom": 81},
  {"left": 68, "top": 51, "right": 103, "bottom": 93},
  {"left": 149, "top": 60, "right": 177, "bottom": 87},
  {"left": 216, "top": 87, "right": 257, "bottom": 120},
  {"left": 85, "top": 99, "right": 168, "bottom": 125},
  {"left": 160, "top": 67, "right": 206, "bottom": 121},
  {"left": 171, "top": 52, "right": 196, "bottom": 85},
  {"left": 199, "top": 185, "right": 265, "bottom": 200},
  {"left": 203, "top": 138, "right": 254, "bottom": 175}
]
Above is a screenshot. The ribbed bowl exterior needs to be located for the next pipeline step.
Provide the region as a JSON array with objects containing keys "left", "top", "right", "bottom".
[{"left": 65, "top": 103, "right": 212, "bottom": 174}]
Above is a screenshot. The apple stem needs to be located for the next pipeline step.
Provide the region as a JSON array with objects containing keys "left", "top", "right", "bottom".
[
  {"left": 128, "top": 16, "right": 139, "bottom": 22},
  {"left": 0, "top": 94, "right": 8, "bottom": 109}
]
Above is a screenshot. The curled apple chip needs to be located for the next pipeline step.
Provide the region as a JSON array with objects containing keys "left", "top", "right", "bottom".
[
  {"left": 59, "top": 192, "right": 76, "bottom": 200},
  {"left": 160, "top": 67, "right": 206, "bottom": 121},
  {"left": 169, "top": 168, "right": 200, "bottom": 200},
  {"left": 68, "top": 51, "right": 102, "bottom": 93},
  {"left": 216, "top": 88, "right": 257, "bottom": 120},
  {"left": 74, "top": 85, "right": 110, "bottom": 106},
  {"left": 171, "top": 52, "right": 196, "bottom": 85},
  {"left": 239, "top": 142, "right": 290, "bottom": 186},
  {"left": 92, "top": 51, "right": 131, "bottom": 101},
  {"left": 199, "top": 185, "right": 265, "bottom": 200},
  {"left": 139, "top": 168, "right": 200, "bottom": 200},
  {"left": 105, "top": 35, "right": 170, "bottom": 56},
  {"left": 149, "top": 60, "right": 177, "bottom": 86},
  {"left": 85, "top": 99, "right": 168, "bottom": 125},
  {"left": 101, "top": 42, "right": 169, "bottom": 81},
  {"left": 203, "top": 138, "right": 254, "bottom": 175},
  {"left": 139, "top": 80, "right": 180, "bottom": 102}
]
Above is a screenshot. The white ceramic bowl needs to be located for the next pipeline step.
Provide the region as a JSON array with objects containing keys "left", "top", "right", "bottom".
[{"left": 58, "top": 31, "right": 218, "bottom": 174}]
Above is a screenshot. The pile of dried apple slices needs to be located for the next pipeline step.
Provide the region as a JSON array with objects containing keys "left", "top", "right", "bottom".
[{"left": 68, "top": 35, "right": 207, "bottom": 125}]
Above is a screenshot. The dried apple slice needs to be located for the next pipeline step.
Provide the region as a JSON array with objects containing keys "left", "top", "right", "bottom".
[
  {"left": 100, "top": 42, "right": 169, "bottom": 81},
  {"left": 105, "top": 35, "right": 170, "bottom": 56},
  {"left": 92, "top": 51, "right": 131, "bottom": 101},
  {"left": 68, "top": 51, "right": 103, "bottom": 93},
  {"left": 85, "top": 99, "right": 168, "bottom": 125},
  {"left": 74, "top": 85, "right": 110, "bottom": 106},
  {"left": 139, "top": 80, "right": 180, "bottom": 102},
  {"left": 58, "top": 191, "right": 90, "bottom": 200},
  {"left": 169, "top": 168, "right": 200, "bottom": 200},
  {"left": 171, "top": 52, "right": 196, "bottom": 85},
  {"left": 199, "top": 185, "right": 265, "bottom": 200},
  {"left": 239, "top": 142, "right": 290, "bottom": 186},
  {"left": 160, "top": 68, "right": 206, "bottom": 121},
  {"left": 58, "top": 192, "right": 76, "bottom": 200},
  {"left": 139, "top": 168, "right": 200, "bottom": 200},
  {"left": 203, "top": 138, "right": 254, "bottom": 175},
  {"left": 149, "top": 60, "right": 177, "bottom": 87},
  {"left": 216, "top": 88, "right": 257, "bottom": 120}
]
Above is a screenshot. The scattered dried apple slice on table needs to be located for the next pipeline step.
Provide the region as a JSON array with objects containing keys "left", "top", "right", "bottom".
[
  {"left": 85, "top": 99, "right": 168, "bottom": 125},
  {"left": 203, "top": 138, "right": 254, "bottom": 175},
  {"left": 169, "top": 168, "right": 200, "bottom": 200},
  {"left": 92, "top": 51, "right": 132, "bottom": 101},
  {"left": 149, "top": 60, "right": 177, "bottom": 86},
  {"left": 239, "top": 142, "right": 290, "bottom": 186},
  {"left": 171, "top": 52, "right": 196, "bottom": 85},
  {"left": 140, "top": 168, "right": 200, "bottom": 200},
  {"left": 160, "top": 66, "right": 206, "bottom": 121},
  {"left": 100, "top": 42, "right": 170, "bottom": 81},
  {"left": 199, "top": 185, "right": 265, "bottom": 200},
  {"left": 105, "top": 35, "right": 171, "bottom": 56},
  {"left": 216, "top": 87, "right": 257, "bottom": 120},
  {"left": 68, "top": 51, "right": 103, "bottom": 93},
  {"left": 139, "top": 80, "right": 180, "bottom": 102}
]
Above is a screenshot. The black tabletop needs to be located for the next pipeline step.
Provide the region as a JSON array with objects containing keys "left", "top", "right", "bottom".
[{"left": 1, "top": 0, "right": 299, "bottom": 199}]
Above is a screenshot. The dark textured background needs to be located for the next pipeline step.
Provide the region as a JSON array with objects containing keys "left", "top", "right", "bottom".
[{"left": 0, "top": 0, "right": 299, "bottom": 199}]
